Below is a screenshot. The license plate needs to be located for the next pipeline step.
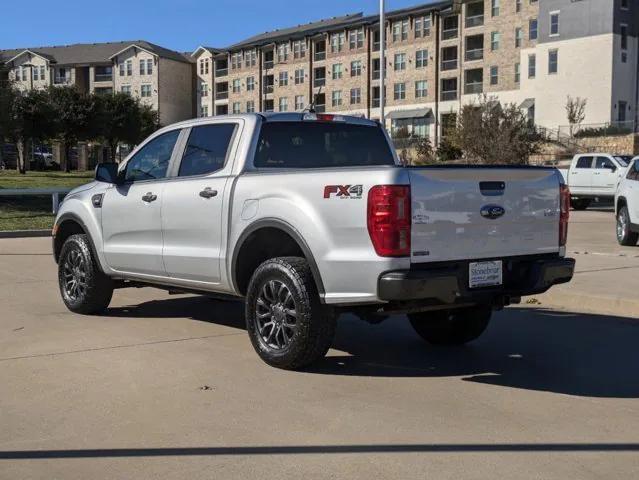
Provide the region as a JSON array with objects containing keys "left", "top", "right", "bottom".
[{"left": 469, "top": 261, "right": 503, "bottom": 288}]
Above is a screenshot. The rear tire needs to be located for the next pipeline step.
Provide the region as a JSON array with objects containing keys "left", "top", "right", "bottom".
[
  {"left": 408, "top": 306, "right": 492, "bottom": 346},
  {"left": 571, "top": 198, "right": 591, "bottom": 210},
  {"left": 58, "top": 234, "right": 114, "bottom": 314},
  {"left": 245, "top": 257, "right": 335, "bottom": 370},
  {"left": 617, "top": 206, "right": 639, "bottom": 246}
]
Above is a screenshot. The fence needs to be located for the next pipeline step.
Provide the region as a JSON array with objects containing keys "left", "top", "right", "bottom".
[{"left": 558, "top": 121, "right": 637, "bottom": 138}]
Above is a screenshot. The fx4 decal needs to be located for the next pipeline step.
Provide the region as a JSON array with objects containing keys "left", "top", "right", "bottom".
[{"left": 323, "top": 185, "right": 363, "bottom": 199}]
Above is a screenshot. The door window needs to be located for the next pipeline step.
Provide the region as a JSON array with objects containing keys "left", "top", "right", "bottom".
[
  {"left": 627, "top": 160, "right": 639, "bottom": 181},
  {"left": 595, "top": 157, "right": 615, "bottom": 170},
  {"left": 178, "top": 124, "right": 237, "bottom": 177},
  {"left": 124, "top": 130, "right": 180, "bottom": 182},
  {"left": 575, "top": 156, "right": 593, "bottom": 169}
]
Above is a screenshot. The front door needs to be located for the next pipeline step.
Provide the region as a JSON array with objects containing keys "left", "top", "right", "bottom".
[
  {"left": 102, "top": 129, "right": 181, "bottom": 277},
  {"left": 570, "top": 156, "right": 594, "bottom": 195},
  {"left": 592, "top": 156, "right": 619, "bottom": 195},
  {"left": 161, "top": 122, "right": 238, "bottom": 284}
]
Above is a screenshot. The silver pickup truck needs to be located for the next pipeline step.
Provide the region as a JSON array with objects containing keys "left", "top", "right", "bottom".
[{"left": 53, "top": 113, "right": 575, "bottom": 369}]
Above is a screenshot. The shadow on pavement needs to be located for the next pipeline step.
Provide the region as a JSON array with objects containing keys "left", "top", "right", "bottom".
[{"left": 108, "top": 297, "right": 639, "bottom": 398}]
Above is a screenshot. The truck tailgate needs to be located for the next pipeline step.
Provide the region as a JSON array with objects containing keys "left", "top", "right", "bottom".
[{"left": 409, "top": 167, "right": 561, "bottom": 263}]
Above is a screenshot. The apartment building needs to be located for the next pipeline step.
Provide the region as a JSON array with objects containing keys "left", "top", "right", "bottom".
[
  {"left": 193, "top": 0, "right": 638, "bottom": 144},
  {"left": 0, "top": 40, "right": 195, "bottom": 125}
]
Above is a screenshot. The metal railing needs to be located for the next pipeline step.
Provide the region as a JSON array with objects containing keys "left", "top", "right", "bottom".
[
  {"left": 465, "top": 14, "right": 484, "bottom": 28},
  {"left": 442, "top": 28, "right": 458, "bottom": 40},
  {"left": 315, "top": 105, "right": 326, "bottom": 113},
  {"left": 558, "top": 120, "right": 638, "bottom": 138},
  {"left": 263, "top": 61, "right": 274, "bottom": 70},
  {"left": 0, "top": 188, "right": 72, "bottom": 215},
  {"left": 54, "top": 77, "right": 72, "bottom": 85},
  {"left": 464, "top": 82, "right": 483, "bottom": 94},
  {"left": 93, "top": 74, "right": 112, "bottom": 82},
  {"left": 314, "top": 78, "right": 326, "bottom": 87},
  {"left": 465, "top": 48, "right": 483, "bottom": 61},
  {"left": 215, "top": 91, "right": 228, "bottom": 100},
  {"left": 264, "top": 85, "right": 274, "bottom": 94},
  {"left": 372, "top": 71, "right": 380, "bottom": 80},
  {"left": 441, "top": 59, "right": 458, "bottom": 71},
  {"left": 314, "top": 51, "right": 326, "bottom": 61},
  {"left": 441, "top": 90, "right": 458, "bottom": 101},
  {"left": 215, "top": 68, "right": 228, "bottom": 77}
]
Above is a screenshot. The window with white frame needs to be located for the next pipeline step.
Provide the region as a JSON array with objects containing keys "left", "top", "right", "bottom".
[
  {"left": 40, "top": 65, "right": 45, "bottom": 80},
  {"left": 402, "top": 19, "right": 409, "bottom": 40},
  {"left": 331, "top": 32, "right": 345, "bottom": 52},
  {"left": 351, "top": 60, "right": 362, "bottom": 76},
  {"left": 246, "top": 76, "right": 255, "bottom": 91},
  {"left": 200, "top": 58, "right": 209, "bottom": 75},
  {"left": 332, "top": 63, "right": 343, "bottom": 80},
  {"left": 146, "top": 59, "right": 153, "bottom": 75},
  {"left": 394, "top": 82, "right": 406, "bottom": 100},
  {"left": 119, "top": 63, "right": 124, "bottom": 76},
  {"left": 491, "top": 32, "right": 500, "bottom": 50},
  {"left": 126, "top": 60, "right": 132, "bottom": 76},
  {"left": 393, "top": 21, "right": 402, "bottom": 42},
  {"left": 245, "top": 50, "right": 257, "bottom": 67},
  {"left": 293, "top": 40, "right": 306, "bottom": 59},
  {"left": 233, "top": 79, "right": 241, "bottom": 93},
  {"left": 415, "top": 80, "right": 428, "bottom": 98},
  {"left": 394, "top": 53, "right": 406, "bottom": 71},
  {"left": 492, "top": 0, "right": 500, "bottom": 16},
  {"left": 349, "top": 28, "right": 364, "bottom": 49},
  {"left": 549, "top": 12, "right": 560, "bottom": 36},
  {"left": 295, "top": 95, "right": 305, "bottom": 110},
  {"left": 141, "top": 84, "right": 152, "bottom": 97},
  {"left": 278, "top": 97, "right": 288, "bottom": 112},
  {"left": 516, "top": 0, "right": 522, "bottom": 13},
  {"left": 139, "top": 59, "right": 146, "bottom": 75},
  {"left": 294, "top": 68, "right": 304, "bottom": 84},
  {"left": 121, "top": 85, "right": 131, "bottom": 95},
  {"left": 528, "top": 54, "right": 536, "bottom": 78},
  {"left": 246, "top": 100, "right": 255, "bottom": 113},
  {"left": 350, "top": 87, "right": 361, "bottom": 104},
  {"left": 416, "top": 49, "right": 428, "bottom": 68},
  {"left": 201, "top": 104, "right": 209, "bottom": 117},
  {"left": 490, "top": 66, "right": 499, "bottom": 85},
  {"left": 201, "top": 81, "right": 208, "bottom": 96},
  {"left": 232, "top": 102, "right": 241, "bottom": 114},
  {"left": 515, "top": 62, "right": 520, "bottom": 83},
  {"left": 279, "top": 71, "right": 288, "bottom": 86},
  {"left": 277, "top": 44, "right": 289, "bottom": 63},
  {"left": 32, "top": 67, "right": 39, "bottom": 81},
  {"left": 515, "top": 27, "right": 523, "bottom": 47},
  {"left": 231, "top": 52, "right": 242, "bottom": 69},
  {"left": 415, "top": 16, "right": 431, "bottom": 38},
  {"left": 548, "top": 49, "right": 558, "bottom": 74},
  {"left": 331, "top": 90, "right": 342, "bottom": 107}
]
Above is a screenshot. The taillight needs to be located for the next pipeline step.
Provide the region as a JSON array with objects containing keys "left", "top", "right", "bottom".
[
  {"left": 367, "top": 185, "right": 411, "bottom": 257},
  {"left": 559, "top": 184, "right": 570, "bottom": 246}
]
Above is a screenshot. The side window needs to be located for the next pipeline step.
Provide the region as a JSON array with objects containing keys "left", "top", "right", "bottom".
[
  {"left": 575, "top": 156, "right": 593, "bottom": 169},
  {"left": 628, "top": 160, "right": 639, "bottom": 181},
  {"left": 178, "top": 124, "right": 237, "bottom": 177},
  {"left": 595, "top": 156, "right": 615, "bottom": 169},
  {"left": 124, "top": 130, "right": 180, "bottom": 182}
]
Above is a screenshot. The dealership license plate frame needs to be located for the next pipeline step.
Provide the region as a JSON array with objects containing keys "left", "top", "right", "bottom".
[{"left": 469, "top": 260, "right": 503, "bottom": 289}]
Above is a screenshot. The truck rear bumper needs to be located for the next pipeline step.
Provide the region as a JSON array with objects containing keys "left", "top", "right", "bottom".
[{"left": 378, "top": 255, "right": 575, "bottom": 305}]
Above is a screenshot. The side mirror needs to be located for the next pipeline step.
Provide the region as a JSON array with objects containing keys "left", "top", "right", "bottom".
[
  {"left": 608, "top": 165, "right": 617, "bottom": 173},
  {"left": 95, "top": 163, "right": 120, "bottom": 184}
]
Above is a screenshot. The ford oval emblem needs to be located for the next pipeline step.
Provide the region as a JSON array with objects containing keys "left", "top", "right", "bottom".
[{"left": 480, "top": 204, "right": 505, "bottom": 220}]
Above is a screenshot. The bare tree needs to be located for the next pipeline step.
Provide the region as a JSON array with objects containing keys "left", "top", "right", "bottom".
[{"left": 565, "top": 95, "right": 587, "bottom": 137}]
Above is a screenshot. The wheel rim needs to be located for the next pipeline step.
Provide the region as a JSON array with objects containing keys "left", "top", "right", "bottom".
[
  {"left": 255, "top": 280, "right": 298, "bottom": 350},
  {"left": 62, "top": 247, "right": 88, "bottom": 301},
  {"left": 617, "top": 212, "right": 627, "bottom": 241}
]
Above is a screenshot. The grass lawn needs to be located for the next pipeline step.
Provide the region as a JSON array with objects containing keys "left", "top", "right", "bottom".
[{"left": 0, "top": 171, "right": 93, "bottom": 231}]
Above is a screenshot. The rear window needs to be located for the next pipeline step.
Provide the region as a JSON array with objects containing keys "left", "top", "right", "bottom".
[{"left": 254, "top": 121, "right": 395, "bottom": 169}]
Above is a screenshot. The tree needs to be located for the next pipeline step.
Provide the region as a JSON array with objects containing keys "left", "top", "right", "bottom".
[
  {"left": 414, "top": 136, "right": 435, "bottom": 165},
  {"left": 7, "top": 89, "right": 56, "bottom": 174},
  {"left": 436, "top": 137, "right": 462, "bottom": 162},
  {"left": 451, "top": 95, "right": 544, "bottom": 165},
  {"left": 49, "top": 86, "right": 97, "bottom": 172},
  {"left": 565, "top": 95, "right": 587, "bottom": 137},
  {"left": 0, "top": 63, "right": 16, "bottom": 168}
]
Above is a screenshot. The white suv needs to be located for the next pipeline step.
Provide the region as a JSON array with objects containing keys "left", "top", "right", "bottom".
[{"left": 615, "top": 156, "right": 639, "bottom": 246}]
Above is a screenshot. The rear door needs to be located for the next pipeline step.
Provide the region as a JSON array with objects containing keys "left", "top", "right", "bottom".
[
  {"left": 161, "top": 122, "right": 239, "bottom": 284},
  {"left": 569, "top": 156, "right": 594, "bottom": 195},
  {"left": 409, "top": 167, "right": 561, "bottom": 263},
  {"left": 592, "top": 156, "right": 619, "bottom": 195}
]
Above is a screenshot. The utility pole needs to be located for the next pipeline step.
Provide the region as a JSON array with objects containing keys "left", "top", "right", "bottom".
[{"left": 379, "top": 0, "right": 386, "bottom": 128}]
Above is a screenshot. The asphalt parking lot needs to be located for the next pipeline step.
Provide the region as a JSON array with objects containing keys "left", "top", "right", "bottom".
[{"left": 1, "top": 209, "right": 638, "bottom": 479}]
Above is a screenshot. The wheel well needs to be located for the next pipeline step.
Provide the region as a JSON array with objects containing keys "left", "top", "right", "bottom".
[
  {"left": 617, "top": 197, "right": 627, "bottom": 215},
  {"left": 234, "top": 227, "right": 307, "bottom": 296},
  {"left": 53, "top": 219, "right": 86, "bottom": 263}
]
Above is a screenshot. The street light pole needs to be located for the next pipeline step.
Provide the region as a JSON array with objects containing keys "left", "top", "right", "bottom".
[{"left": 379, "top": 0, "right": 386, "bottom": 128}]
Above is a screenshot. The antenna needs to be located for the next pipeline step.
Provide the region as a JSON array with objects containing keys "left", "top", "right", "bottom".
[{"left": 304, "top": 85, "right": 323, "bottom": 113}]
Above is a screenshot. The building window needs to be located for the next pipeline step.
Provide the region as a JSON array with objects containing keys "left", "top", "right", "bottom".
[
  {"left": 295, "top": 69, "right": 304, "bottom": 84},
  {"left": 232, "top": 102, "right": 241, "bottom": 114},
  {"left": 200, "top": 58, "right": 209, "bottom": 75},
  {"left": 528, "top": 54, "right": 536, "bottom": 78},
  {"left": 40, "top": 65, "right": 45, "bottom": 80},
  {"left": 32, "top": 67, "right": 39, "bottom": 81},
  {"left": 231, "top": 52, "right": 243, "bottom": 69},
  {"left": 415, "top": 16, "right": 431, "bottom": 38},
  {"left": 548, "top": 49, "right": 558, "bottom": 74},
  {"left": 119, "top": 63, "right": 124, "bottom": 76},
  {"left": 332, "top": 63, "right": 343, "bottom": 80},
  {"left": 245, "top": 50, "right": 257, "bottom": 68},
  {"left": 277, "top": 44, "right": 289, "bottom": 63},
  {"left": 349, "top": 28, "right": 364, "bottom": 49},
  {"left": 126, "top": 60, "right": 132, "bottom": 76},
  {"left": 350, "top": 87, "right": 361, "bottom": 104},
  {"left": 279, "top": 97, "right": 288, "bottom": 112},
  {"left": 121, "top": 85, "right": 131, "bottom": 95},
  {"left": 415, "top": 80, "right": 428, "bottom": 98},
  {"left": 246, "top": 100, "right": 255, "bottom": 113},
  {"left": 618, "top": 101, "right": 628, "bottom": 122},
  {"left": 516, "top": 0, "right": 522, "bottom": 13},
  {"left": 332, "top": 90, "right": 342, "bottom": 107},
  {"left": 293, "top": 40, "right": 306, "bottom": 59},
  {"left": 201, "top": 82, "right": 208, "bottom": 97},
  {"left": 621, "top": 24, "right": 628, "bottom": 51},
  {"left": 492, "top": 0, "right": 500, "bottom": 17},
  {"left": 246, "top": 76, "right": 255, "bottom": 91},
  {"left": 416, "top": 49, "right": 428, "bottom": 68},
  {"left": 201, "top": 105, "right": 209, "bottom": 117},
  {"left": 515, "top": 62, "right": 520, "bottom": 83},
  {"left": 394, "top": 82, "right": 406, "bottom": 100},
  {"left": 401, "top": 19, "right": 409, "bottom": 40},
  {"left": 621, "top": 0, "right": 628, "bottom": 9},
  {"left": 295, "top": 95, "right": 305, "bottom": 110},
  {"left": 140, "top": 59, "right": 146, "bottom": 75},
  {"left": 491, "top": 31, "right": 500, "bottom": 50},
  {"left": 141, "top": 84, "right": 152, "bottom": 97},
  {"left": 351, "top": 60, "right": 362, "bottom": 76},
  {"left": 392, "top": 20, "right": 408, "bottom": 42},
  {"left": 331, "top": 32, "right": 345, "bottom": 53},
  {"left": 490, "top": 66, "right": 499, "bottom": 85},
  {"left": 279, "top": 71, "right": 288, "bottom": 86},
  {"left": 515, "top": 27, "right": 523, "bottom": 47},
  {"left": 529, "top": 18, "right": 538, "bottom": 40},
  {"left": 549, "top": 12, "right": 560, "bottom": 36},
  {"left": 233, "top": 79, "right": 241, "bottom": 93},
  {"left": 394, "top": 53, "right": 406, "bottom": 71}
]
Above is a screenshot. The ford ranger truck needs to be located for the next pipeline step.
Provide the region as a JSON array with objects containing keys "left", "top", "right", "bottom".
[{"left": 52, "top": 113, "right": 575, "bottom": 370}]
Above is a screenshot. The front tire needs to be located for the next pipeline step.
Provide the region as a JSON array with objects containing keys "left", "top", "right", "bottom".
[
  {"left": 571, "top": 198, "right": 591, "bottom": 210},
  {"left": 617, "top": 206, "right": 639, "bottom": 246},
  {"left": 245, "top": 257, "right": 335, "bottom": 370},
  {"left": 58, "top": 234, "right": 114, "bottom": 314},
  {"left": 408, "top": 306, "right": 492, "bottom": 346}
]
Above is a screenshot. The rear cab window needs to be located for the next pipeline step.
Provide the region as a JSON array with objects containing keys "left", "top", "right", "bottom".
[
  {"left": 178, "top": 123, "right": 237, "bottom": 177},
  {"left": 254, "top": 121, "right": 395, "bottom": 169}
]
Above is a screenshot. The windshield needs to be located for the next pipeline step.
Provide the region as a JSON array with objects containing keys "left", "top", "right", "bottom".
[
  {"left": 254, "top": 121, "right": 395, "bottom": 169},
  {"left": 614, "top": 156, "right": 631, "bottom": 167}
]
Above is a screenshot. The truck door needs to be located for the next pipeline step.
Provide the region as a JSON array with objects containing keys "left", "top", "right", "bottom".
[
  {"left": 592, "top": 156, "right": 618, "bottom": 195},
  {"left": 569, "top": 156, "right": 594, "bottom": 195}
]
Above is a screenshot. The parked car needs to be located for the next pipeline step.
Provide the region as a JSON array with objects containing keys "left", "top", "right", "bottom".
[
  {"left": 32, "top": 146, "right": 56, "bottom": 170},
  {"left": 615, "top": 156, "right": 639, "bottom": 246},
  {"left": 559, "top": 153, "right": 630, "bottom": 209},
  {"left": 52, "top": 113, "right": 575, "bottom": 369}
]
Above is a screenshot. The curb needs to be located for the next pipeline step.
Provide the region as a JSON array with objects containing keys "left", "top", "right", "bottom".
[
  {"left": 0, "top": 230, "right": 52, "bottom": 239},
  {"left": 525, "top": 291, "right": 639, "bottom": 318}
]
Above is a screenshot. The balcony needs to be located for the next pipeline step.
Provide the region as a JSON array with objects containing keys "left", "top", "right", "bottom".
[
  {"left": 464, "top": 82, "right": 483, "bottom": 94},
  {"left": 215, "top": 68, "right": 228, "bottom": 77},
  {"left": 441, "top": 90, "right": 458, "bottom": 101},
  {"left": 372, "top": 70, "right": 380, "bottom": 80},
  {"left": 442, "top": 28, "right": 458, "bottom": 40},
  {"left": 314, "top": 77, "right": 326, "bottom": 87},
  {"left": 264, "top": 84, "right": 274, "bottom": 94},
  {"left": 372, "top": 99, "right": 380, "bottom": 108},
  {"left": 441, "top": 59, "right": 458, "bottom": 71},
  {"left": 315, "top": 104, "right": 326, "bottom": 113},
  {"left": 216, "top": 91, "right": 229, "bottom": 100},
  {"left": 94, "top": 73, "right": 112, "bottom": 82},
  {"left": 465, "top": 14, "right": 484, "bottom": 28},
  {"left": 54, "top": 77, "right": 72, "bottom": 85},
  {"left": 314, "top": 51, "right": 326, "bottom": 61},
  {"left": 465, "top": 48, "right": 483, "bottom": 62},
  {"left": 263, "top": 60, "right": 274, "bottom": 70}
]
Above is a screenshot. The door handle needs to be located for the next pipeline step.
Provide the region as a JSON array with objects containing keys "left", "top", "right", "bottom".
[
  {"left": 199, "top": 187, "right": 218, "bottom": 199},
  {"left": 142, "top": 192, "right": 157, "bottom": 203}
]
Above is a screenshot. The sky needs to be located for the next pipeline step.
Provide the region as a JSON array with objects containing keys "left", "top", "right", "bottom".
[{"left": 1, "top": 0, "right": 433, "bottom": 53}]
